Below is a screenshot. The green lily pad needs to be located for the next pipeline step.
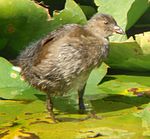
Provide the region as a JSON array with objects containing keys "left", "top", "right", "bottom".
[
  {"left": 0, "top": 57, "right": 42, "bottom": 100},
  {"left": 51, "top": 0, "right": 86, "bottom": 27},
  {"left": 106, "top": 32, "right": 150, "bottom": 71},
  {"left": 95, "top": 0, "right": 149, "bottom": 42},
  {"left": 0, "top": 0, "right": 87, "bottom": 58},
  {"left": 1, "top": 57, "right": 150, "bottom": 139},
  {"left": 95, "top": 0, "right": 149, "bottom": 31},
  {"left": 136, "top": 103, "right": 150, "bottom": 137},
  {"left": 77, "top": 127, "right": 135, "bottom": 139},
  {"left": 0, "top": 1, "right": 150, "bottom": 138},
  {"left": 0, "top": 0, "right": 51, "bottom": 58},
  {"left": 0, "top": 96, "right": 149, "bottom": 139},
  {"left": 79, "top": 5, "right": 96, "bottom": 19},
  {"left": 85, "top": 63, "right": 108, "bottom": 97}
]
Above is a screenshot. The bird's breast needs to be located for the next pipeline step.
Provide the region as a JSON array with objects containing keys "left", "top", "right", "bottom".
[{"left": 101, "top": 44, "right": 109, "bottom": 59}]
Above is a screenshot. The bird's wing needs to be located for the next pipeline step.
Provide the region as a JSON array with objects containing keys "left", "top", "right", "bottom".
[
  {"left": 39, "top": 34, "right": 104, "bottom": 77},
  {"left": 37, "top": 24, "right": 81, "bottom": 48},
  {"left": 17, "top": 24, "right": 80, "bottom": 66},
  {"left": 29, "top": 33, "right": 106, "bottom": 93}
]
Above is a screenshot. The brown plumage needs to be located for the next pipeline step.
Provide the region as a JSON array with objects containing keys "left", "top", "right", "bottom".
[{"left": 17, "top": 13, "right": 124, "bottom": 122}]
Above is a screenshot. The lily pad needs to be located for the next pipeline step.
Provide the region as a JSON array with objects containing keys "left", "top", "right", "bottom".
[
  {"left": 1, "top": 57, "right": 150, "bottom": 139},
  {"left": 95, "top": 0, "right": 149, "bottom": 42},
  {"left": 0, "top": 1, "right": 150, "bottom": 138},
  {"left": 95, "top": 0, "right": 149, "bottom": 31},
  {"left": 0, "top": 57, "right": 42, "bottom": 100},
  {"left": 136, "top": 103, "right": 150, "bottom": 137},
  {"left": 85, "top": 63, "right": 108, "bottom": 97},
  {"left": 0, "top": 0, "right": 87, "bottom": 59},
  {"left": 106, "top": 32, "right": 150, "bottom": 71},
  {"left": 0, "top": 0, "right": 51, "bottom": 58}
]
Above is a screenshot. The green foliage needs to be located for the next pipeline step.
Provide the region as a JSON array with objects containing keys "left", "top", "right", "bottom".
[
  {"left": 85, "top": 63, "right": 108, "bottom": 96},
  {"left": 0, "top": 59, "right": 150, "bottom": 138},
  {"left": 51, "top": 0, "right": 87, "bottom": 27},
  {"left": 95, "top": 0, "right": 149, "bottom": 31},
  {"left": 136, "top": 103, "right": 150, "bottom": 136},
  {"left": 0, "top": 0, "right": 51, "bottom": 58},
  {"left": 0, "top": 0, "right": 86, "bottom": 59},
  {"left": 0, "top": 0, "right": 150, "bottom": 138},
  {"left": 0, "top": 57, "right": 42, "bottom": 100},
  {"left": 107, "top": 32, "right": 150, "bottom": 71},
  {"left": 95, "top": 0, "right": 150, "bottom": 71}
]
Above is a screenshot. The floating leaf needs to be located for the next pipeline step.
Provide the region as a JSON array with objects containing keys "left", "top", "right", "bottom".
[
  {"left": 136, "top": 103, "right": 150, "bottom": 137},
  {"left": 0, "top": 1, "right": 150, "bottom": 139},
  {"left": 0, "top": 0, "right": 51, "bottom": 58},
  {"left": 51, "top": 0, "right": 87, "bottom": 27},
  {"left": 77, "top": 127, "right": 135, "bottom": 139},
  {"left": 0, "top": 0, "right": 87, "bottom": 58},
  {"left": 85, "top": 63, "right": 108, "bottom": 97},
  {"left": 95, "top": 0, "right": 149, "bottom": 42},
  {"left": 0, "top": 57, "right": 42, "bottom": 100},
  {"left": 107, "top": 32, "right": 150, "bottom": 71},
  {"left": 95, "top": 0, "right": 149, "bottom": 31}
]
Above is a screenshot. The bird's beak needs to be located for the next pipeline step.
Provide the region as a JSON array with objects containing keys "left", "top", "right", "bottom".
[{"left": 113, "top": 26, "right": 125, "bottom": 34}]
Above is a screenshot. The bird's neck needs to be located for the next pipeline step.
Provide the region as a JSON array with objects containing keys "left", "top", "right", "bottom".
[{"left": 84, "top": 22, "right": 106, "bottom": 40}]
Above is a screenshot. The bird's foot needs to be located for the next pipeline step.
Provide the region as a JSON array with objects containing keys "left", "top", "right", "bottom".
[
  {"left": 46, "top": 114, "right": 59, "bottom": 123},
  {"left": 86, "top": 112, "right": 102, "bottom": 120},
  {"left": 79, "top": 111, "right": 102, "bottom": 121},
  {"left": 46, "top": 108, "right": 59, "bottom": 123},
  {"left": 78, "top": 108, "right": 86, "bottom": 114},
  {"left": 50, "top": 116, "right": 58, "bottom": 123}
]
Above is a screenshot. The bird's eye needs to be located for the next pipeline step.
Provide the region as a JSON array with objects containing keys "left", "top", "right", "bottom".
[{"left": 104, "top": 21, "right": 108, "bottom": 25}]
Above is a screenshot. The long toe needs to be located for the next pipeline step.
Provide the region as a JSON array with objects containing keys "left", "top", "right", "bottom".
[
  {"left": 78, "top": 108, "right": 86, "bottom": 114},
  {"left": 46, "top": 115, "right": 59, "bottom": 123},
  {"left": 79, "top": 112, "right": 102, "bottom": 121},
  {"left": 87, "top": 112, "right": 102, "bottom": 120}
]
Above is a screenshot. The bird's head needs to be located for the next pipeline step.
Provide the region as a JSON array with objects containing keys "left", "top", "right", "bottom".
[{"left": 86, "top": 13, "right": 125, "bottom": 38}]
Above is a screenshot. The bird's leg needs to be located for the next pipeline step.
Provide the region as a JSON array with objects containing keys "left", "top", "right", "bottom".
[
  {"left": 46, "top": 93, "right": 57, "bottom": 123},
  {"left": 78, "top": 84, "right": 86, "bottom": 114},
  {"left": 78, "top": 83, "right": 101, "bottom": 120}
]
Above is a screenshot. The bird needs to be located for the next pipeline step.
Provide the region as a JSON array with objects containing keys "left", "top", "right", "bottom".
[{"left": 16, "top": 13, "right": 124, "bottom": 122}]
